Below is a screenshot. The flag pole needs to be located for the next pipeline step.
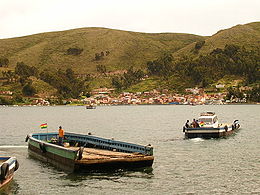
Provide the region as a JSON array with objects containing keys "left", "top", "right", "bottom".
[
  {"left": 46, "top": 123, "right": 48, "bottom": 141},
  {"left": 40, "top": 123, "right": 48, "bottom": 141}
]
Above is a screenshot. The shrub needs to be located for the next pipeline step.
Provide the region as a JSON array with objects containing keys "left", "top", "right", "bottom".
[{"left": 67, "top": 48, "right": 83, "bottom": 55}]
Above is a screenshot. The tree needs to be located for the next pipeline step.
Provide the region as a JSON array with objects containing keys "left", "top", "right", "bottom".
[
  {"left": 96, "top": 65, "right": 107, "bottom": 75},
  {"left": 22, "top": 83, "right": 36, "bottom": 96},
  {"left": 226, "top": 87, "right": 244, "bottom": 100},
  {"left": 0, "top": 57, "right": 9, "bottom": 67},
  {"left": 112, "top": 76, "right": 122, "bottom": 90},
  {"left": 111, "top": 67, "right": 145, "bottom": 90},
  {"left": 40, "top": 68, "right": 88, "bottom": 99},
  {"left": 0, "top": 97, "right": 13, "bottom": 105},
  {"left": 15, "top": 62, "right": 38, "bottom": 78},
  {"left": 13, "top": 93, "right": 24, "bottom": 103},
  {"left": 95, "top": 53, "right": 101, "bottom": 61},
  {"left": 147, "top": 53, "right": 173, "bottom": 77},
  {"left": 67, "top": 48, "right": 83, "bottom": 55},
  {"left": 66, "top": 68, "right": 76, "bottom": 82},
  {"left": 194, "top": 40, "right": 205, "bottom": 50},
  {"left": 246, "top": 86, "right": 260, "bottom": 102},
  {"left": 224, "top": 44, "right": 240, "bottom": 57}
]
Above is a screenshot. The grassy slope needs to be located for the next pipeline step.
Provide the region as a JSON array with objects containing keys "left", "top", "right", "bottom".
[
  {"left": 0, "top": 23, "right": 259, "bottom": 95},
  {"left": 130, "top": 22, "right": 260, "bottom": 92},
  {"left": 0, "top": 28, "right": 204, "bottom": 74},
  {"left": 174, "top": 22, "right": 260, "bottom": 58}
]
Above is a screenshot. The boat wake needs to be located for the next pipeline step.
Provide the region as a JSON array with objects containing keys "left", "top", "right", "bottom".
[
  {"left": 0, "top": 145, "right": 28, "bottom": 149},
  {"left": 190, "top": 138, "right": 204, "bottom": 142},
  {"left": 165, "top": 137, "right": 184, "bottom": 142}
]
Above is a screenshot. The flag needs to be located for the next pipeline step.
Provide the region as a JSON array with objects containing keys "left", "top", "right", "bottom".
[
  {"left": 199, "top": 121, "right": 205, "bottom": 126},
  {"left": 40, "top": 123, "right": 47, "bottom": 129}
]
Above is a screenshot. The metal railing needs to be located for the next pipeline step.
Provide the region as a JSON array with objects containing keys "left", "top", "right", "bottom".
[{"left": 31, "top": 132, "right": 153, "bottom": 156}]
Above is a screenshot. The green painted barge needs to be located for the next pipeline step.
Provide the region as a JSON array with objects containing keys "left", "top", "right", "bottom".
[{"left": 25, "top": 132, "right": 154, "bottom": 172}]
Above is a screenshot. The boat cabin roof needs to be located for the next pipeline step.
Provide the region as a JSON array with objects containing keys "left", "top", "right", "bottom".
[
  {"left": 199, "top": 115, "right": 216, "bottom": 119},
  {"left": 200, "top": 112, "right": 215, "bottom": 116},
  {"left": 198, "top": 112, "right": 218, "bottom": 123}
]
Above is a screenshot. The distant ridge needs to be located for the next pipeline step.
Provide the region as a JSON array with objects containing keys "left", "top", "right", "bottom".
[
  {"left": 0, "top": 22, "right": 259, "bottom": 75},
  {"left": 0, "top": 27, "right": 204, "bottom": 74},
  {"left": 174, "top": 22, "right": 260, "bottom": 57}
]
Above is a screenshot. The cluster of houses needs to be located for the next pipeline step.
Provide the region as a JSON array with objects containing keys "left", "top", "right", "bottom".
[
  {"left": 82, "top": 88, "right": 232, "bottom": 106},
  {"left": 0, "top": 85, "right": 250, "bottom": 106}
]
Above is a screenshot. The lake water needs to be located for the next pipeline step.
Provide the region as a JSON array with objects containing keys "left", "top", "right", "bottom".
[{"left": 0, "top": 105, "right": 259, "bottom": 194}]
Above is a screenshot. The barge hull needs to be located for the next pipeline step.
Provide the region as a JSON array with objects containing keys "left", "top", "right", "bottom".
[
  {"left": 28, "top": 144, "right": 75, "bottom": 172},
  {"left": 27, "top": 132, "right": 154, "bottom": 172},
  {"left": 75, "top": 157, "right": 154, "bottom": 172}
]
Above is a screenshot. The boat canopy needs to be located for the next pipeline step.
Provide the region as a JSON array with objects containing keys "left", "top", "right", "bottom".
[
  {"left": 200, "top": 112, "right": 215, "bottom": 116},
  {"left": 198, "top": 115, "right": 218, "bottom": 125}
]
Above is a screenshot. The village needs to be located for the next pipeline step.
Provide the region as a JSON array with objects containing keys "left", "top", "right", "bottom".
[
  {"left": 81, "top": 87, "right": 247, "bottom": 106},
  {"left": 0, "top": 85, "right": 250, "bottom": 106}
]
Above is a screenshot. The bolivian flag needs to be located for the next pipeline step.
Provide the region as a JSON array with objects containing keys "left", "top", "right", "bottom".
[
  {"left": 199, "top": 121, "right": 205, "bottom": 126},
  {"left": 40, "top": 123, "right": 48, "bottom": 129}
]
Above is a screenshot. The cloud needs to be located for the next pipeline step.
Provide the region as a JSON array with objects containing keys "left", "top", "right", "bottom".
[{"left": 0, "top": 0, "right": 259, "bottom": 38}]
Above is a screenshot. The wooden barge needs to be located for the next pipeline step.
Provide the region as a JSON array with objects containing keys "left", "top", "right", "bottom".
[
  {"left": 183, "top": 112, "right": 240, "bottom": 139},
  {"left": 0, "top": 157, "right": 19, "bottom": 190},
  {"left": 25, "top": 132, "right": 154, "bottom": 172}
]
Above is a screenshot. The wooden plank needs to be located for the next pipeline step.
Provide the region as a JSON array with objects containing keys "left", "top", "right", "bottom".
[
  {"left": 76, "top": 155, "right": 154, "bottom": 165},
  {"left": 69, "top": 147, "right": 146, "bottom": 160}
]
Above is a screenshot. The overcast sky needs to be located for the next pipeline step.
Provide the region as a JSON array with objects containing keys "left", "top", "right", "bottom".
[{"left": 0, "top": 0, "right": 259, "bottom": 39}]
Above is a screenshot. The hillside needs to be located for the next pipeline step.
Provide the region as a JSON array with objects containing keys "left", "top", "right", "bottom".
[
  {"left": 0, "top": 28, "right": 204, "bottom": 74},
  {"left": 0, "top": 22, "right": 259, "bottom": 103},
  {"left": 174, "top": 22, "right": 260, "bottom": 58}
]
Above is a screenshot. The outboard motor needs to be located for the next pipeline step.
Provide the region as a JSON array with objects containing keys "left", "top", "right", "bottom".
[{"left": 233, "top": 120, "right": 240, "bottom": 129}]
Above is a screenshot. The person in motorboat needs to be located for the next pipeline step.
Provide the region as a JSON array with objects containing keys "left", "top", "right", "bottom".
[
  {"left": 185, "top": 120, "right": 190, "bottom": 128},
  {"left": 191, "top": 119, "right": 200, "bottom": 128}
]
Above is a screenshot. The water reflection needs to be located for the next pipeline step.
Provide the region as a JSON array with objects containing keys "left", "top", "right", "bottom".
[{"left": 62, "top": 167, "right": 154, "bottom": 182}]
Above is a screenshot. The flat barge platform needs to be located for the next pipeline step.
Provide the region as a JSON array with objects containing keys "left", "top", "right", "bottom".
[{"left": 26, "top": 132, "right": 154, "bottom": 172}]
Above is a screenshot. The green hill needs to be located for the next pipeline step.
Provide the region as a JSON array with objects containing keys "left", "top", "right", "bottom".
[
  {"left": 0, "top": 22, "right": 259, "bottom": 102},
  {"left": 1, "top": 22, "right": 259, "bottom": 74},
  {"left": 174, "top": 22, "right": 260, "bottom": 58},
  {"left": 0, "top": 28, "right": 204, "bottom": 74}
]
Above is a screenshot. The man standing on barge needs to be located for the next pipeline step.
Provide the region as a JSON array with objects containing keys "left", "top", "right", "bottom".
[{"left": 58, "top": 126, "right": 64, "bottom": 146}]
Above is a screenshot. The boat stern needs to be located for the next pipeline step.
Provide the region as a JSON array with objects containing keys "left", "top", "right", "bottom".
[
  {"left": 183, "top": 124, "right": 235, "bottom": 139},
  {"left": 0, "top": 156, "right": 19, "bottom": 189}
]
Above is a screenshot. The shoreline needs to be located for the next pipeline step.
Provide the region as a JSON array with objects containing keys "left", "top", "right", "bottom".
[{"left": 0, "top": 102, "right": 259, "bottom": 107}]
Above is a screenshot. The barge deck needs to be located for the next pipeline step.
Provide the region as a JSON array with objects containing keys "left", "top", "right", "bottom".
[{"left": 26, "top": 132, "right": 154, "bottom": 172}]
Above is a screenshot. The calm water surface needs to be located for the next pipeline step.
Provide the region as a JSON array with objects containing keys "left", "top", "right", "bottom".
[{"left": 0, "top": 105, "right": 259, "bottom": 194}]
